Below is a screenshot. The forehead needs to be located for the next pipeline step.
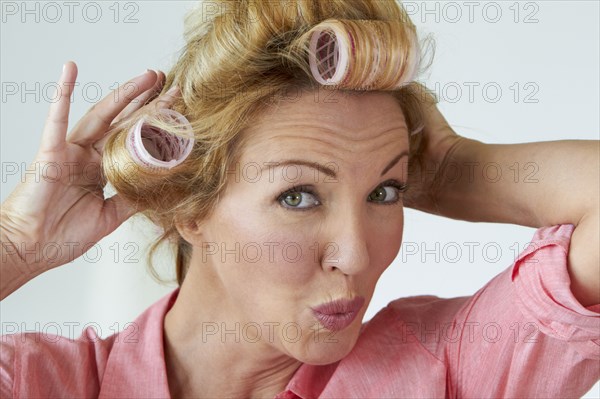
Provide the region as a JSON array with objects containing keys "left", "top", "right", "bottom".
[{"left": 240, "top": 88, "right": 409, "bottom": 163}]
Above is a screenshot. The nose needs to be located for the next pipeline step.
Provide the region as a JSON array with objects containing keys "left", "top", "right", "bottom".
[{"left": 320, "top": 207, "right": 371, "bottom": 276}]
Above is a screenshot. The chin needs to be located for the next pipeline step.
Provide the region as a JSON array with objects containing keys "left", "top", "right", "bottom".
[{"left": 290, "top": 324, "right": 362, "bottom": 365}]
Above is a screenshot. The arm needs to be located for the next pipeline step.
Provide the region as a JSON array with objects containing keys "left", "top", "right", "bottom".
[
  {"left": 426, "top": 137, "right": 600, "bottom": 307},
  {"left": 404, "top": 93, "right": 599, "bottom": 307},
  {"left": 0, "top": 63, "right": 168, "bottom": 301},
  {"left": 0, "top": 215, "right": 46, "bottom": 300}
]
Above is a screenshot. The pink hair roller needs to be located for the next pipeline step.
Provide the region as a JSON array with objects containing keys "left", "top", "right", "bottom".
[
  {"left": 309, "top": 22, "right": 351, "bottom": 86},
  {"left": 308, "top": 19, "right": 420, "bottom": 90},
  {"left": 126, "top": 109, "right": 195, "bottom": 170}
]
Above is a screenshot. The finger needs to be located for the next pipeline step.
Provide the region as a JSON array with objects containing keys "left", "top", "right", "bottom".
[
  {"left": 92, "top": 84, "right": 181, "bottom": 157},
  {"left": 94, "top": 71, "right": 165, "bottom": 155},
  {"left": 154, "top": 84, "right": 181, "bottom": 110},
  {"left": 130, "top": 81, "right": 181, "bottom": 115},
  {"left": 67, "top": 69, "right": 159, "bottom": 146},
  {"left": 40, "top": 61, "right": 78, "bottom": 151},
  {"left": 113, "top": 70, "right": 166, "bottom": 123}
]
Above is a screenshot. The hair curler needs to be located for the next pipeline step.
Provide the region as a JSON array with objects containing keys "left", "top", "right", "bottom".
[
  {"left": 307, "top": 19, "right": 420, "bottom": 91},
  {"left": 125, "top": 108, "right": 195, "bottom": 170}
]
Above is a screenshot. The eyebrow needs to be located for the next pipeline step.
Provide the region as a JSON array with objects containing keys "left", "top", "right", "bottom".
[
  {"left": 380, "top": 151, "right": 409, "bottom": 176},
  {"left": 262, "top": 151, "right": 409, "bottom": 179}
]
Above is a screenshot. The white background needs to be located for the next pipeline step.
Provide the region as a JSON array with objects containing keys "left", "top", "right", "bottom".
[{"left": 1, "top": 1, "right": 598, "bottom": 397}]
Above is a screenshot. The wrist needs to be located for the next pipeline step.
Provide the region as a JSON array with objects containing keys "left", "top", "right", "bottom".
[
  {"left": 429, "top": 137, "right": 487, "bottom": 219},
  {"left": 405, "top": 132, "right": 488, "bottom": 218},
  {"left": 1, "top": 209, "right": 44, "bottom": 271}
]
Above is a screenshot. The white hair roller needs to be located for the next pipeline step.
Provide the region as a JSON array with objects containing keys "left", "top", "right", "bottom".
[
  {"left": 308, "top": 19, "right": 420, "bottom": 90},
  {"left": 126, "top": 108, "right": 195, "bottom": 170}
]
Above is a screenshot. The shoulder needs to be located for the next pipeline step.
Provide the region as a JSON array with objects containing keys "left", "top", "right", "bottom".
[
  {"left": 358, "top": 294, "right": 472, "bottom": 361},
  {"left": 318, "top": 295, "right": 468, "bottom": 397},
  {"left": 0, "top": 325, "right": 116, "bottom": 398},
  {"left": 353, "top": 223, "right": 598, "bottom": 361},
  {"left": 0, "top": 288, "right": 179, "bottom": 399},
  {"left": 382, "top": 294, "right": 471, "bottom": 325}
]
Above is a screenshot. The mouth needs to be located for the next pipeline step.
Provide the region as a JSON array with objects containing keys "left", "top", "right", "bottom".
[{"left": 311, "top": 296, "right": 366, "bottom": 332}]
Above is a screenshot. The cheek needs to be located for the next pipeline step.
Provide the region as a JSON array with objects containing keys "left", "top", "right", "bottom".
[
  {"left": 209, "top": 204, "right": 319, "bottom": 294},
  {"left": 367, "top": 212, "right": 405, "bottom": 275}
]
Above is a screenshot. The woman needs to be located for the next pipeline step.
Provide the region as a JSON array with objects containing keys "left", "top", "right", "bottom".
[{"left": 1, "top": 1, "right": 598, "bottom": 398}]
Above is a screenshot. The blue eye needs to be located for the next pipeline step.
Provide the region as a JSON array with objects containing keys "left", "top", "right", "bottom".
[{"left": 278, "top": 186, "right": 320, "bottom": 210}]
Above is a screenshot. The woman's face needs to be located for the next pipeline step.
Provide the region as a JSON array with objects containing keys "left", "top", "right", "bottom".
[{"left": 191, "top": 88, "right": 409, "bottom": 364}]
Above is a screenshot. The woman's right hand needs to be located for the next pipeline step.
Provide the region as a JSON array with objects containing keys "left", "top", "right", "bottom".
[{"left": 0, "top": 61, "right": 177, "bottom": 296}]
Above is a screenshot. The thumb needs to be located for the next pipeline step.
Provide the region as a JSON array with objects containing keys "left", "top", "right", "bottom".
[{"left": 104, "top": 193, "right": 138, "bottom": 229}]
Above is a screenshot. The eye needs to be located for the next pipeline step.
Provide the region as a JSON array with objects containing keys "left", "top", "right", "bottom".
[
  {"left": 368, "top": 180, "right": 408, "bottom": 204},
  {"left": 277, "top": 186, "right": 321, "bottom": 210}
]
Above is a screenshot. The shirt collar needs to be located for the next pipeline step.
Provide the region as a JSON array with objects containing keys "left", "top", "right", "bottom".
[
  {"left": 279, "top": 361, "right": 340, "bottom": 399},
  {"left": 98, "top": 287, "right": 336, "bottom": 399}
]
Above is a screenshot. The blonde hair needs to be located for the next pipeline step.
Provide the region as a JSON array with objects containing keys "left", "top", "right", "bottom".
[{"left": 101, "top": 0, "right": 436, "bottom": 286}]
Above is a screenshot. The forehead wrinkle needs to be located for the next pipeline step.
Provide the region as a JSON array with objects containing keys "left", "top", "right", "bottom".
[
  {"left": 244, "top": 122, "right": 407, "bottom": 155},
  {"left": 241, "top": 138, "right": 340, "bottom": 171},
  {"left": 250, "top": 98, "right": 407, "bottom": 138},
  {"left": 242, "top": 133, "right": 403, "bottom": 172},
  {"left": 243, "top": 140, "right": 406, "bottom": 184},
  {"left": 251, "top": 115, "right": 407, "bottom": 143},
  {"left": 240, "top": 91, "right": 410, "bottom": 174}
]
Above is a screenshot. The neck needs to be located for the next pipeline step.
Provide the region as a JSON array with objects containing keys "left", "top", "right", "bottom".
[{"left": 163, "top": 264, "right": 302, "bottom": 398}]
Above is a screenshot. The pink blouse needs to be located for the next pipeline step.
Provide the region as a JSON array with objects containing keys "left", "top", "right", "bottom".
[{"left": 1, "top": 224, "right": 599, "bottom": 398}]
